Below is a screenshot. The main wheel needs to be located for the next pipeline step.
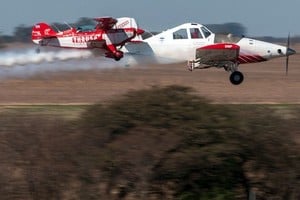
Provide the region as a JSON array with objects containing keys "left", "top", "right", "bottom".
[{"left": 230, "top": 71, "right": 244, "bottom": 85}]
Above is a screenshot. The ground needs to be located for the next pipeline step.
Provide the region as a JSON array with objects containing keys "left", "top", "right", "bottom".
[{"left": 0, "top": 46, "right": 299, "bottom": 105}]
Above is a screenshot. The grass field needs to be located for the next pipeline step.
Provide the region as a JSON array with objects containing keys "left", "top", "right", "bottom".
[
  {"left": 0, "top": 105, "right": 89, "bottom": 120},
  {"left": 1, "top": 103, "right": 299, "bottom": 145},
  {"left": 1, "top": 103, "right": 300, "bottom": 118},
  {"left": 0, "top": 44, "right": 300, "bottom": 105}
]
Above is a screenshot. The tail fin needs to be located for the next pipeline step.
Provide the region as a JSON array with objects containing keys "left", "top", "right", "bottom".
[
  {"left": 115, "top": 17, "right": 144, "bottom": 41},
  {"left": 32, "top": 23, "right": 57, "bottom": 44}
]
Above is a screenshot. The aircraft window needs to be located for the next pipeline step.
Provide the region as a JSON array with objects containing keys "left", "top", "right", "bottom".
[
  {"left": 190, "top": 28, "right": 203, "bottom": 39},
  {"left": 76, "top": 25, "right": 95, "bottom": 32},
  {"left": 173, "top": 29, "right": 188, "bottom": 39},
  {"left": 201, "top": 27, "right": 212, "bottom": 38}
]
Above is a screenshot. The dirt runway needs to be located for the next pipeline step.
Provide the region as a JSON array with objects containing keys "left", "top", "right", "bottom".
[{"left": 0, "top": 49, "right": 299, "bottom": 105}]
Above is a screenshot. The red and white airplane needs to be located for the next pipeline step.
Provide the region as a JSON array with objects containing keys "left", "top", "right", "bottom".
[
  {"left": 32, "top": 17, "right": 144, "bottom": 61},
  {"left": 123, "top": 22, "right": 296, "bottom": 85},
  {"left": 32, "top": 18, "right": 296, "bottom": 85}
]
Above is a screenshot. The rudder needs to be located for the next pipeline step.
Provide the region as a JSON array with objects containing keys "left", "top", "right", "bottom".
[
  {"left": 32, "top": 23, "right": 56, "bottom": 43},
  {"left": 115, "top": 17, "right": 144, "bottom": 41}
]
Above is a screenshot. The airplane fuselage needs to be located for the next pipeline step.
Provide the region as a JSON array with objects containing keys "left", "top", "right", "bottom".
[
  {"left": 124, "top": 23, "right": 293, "bottom": 64},
  {"left": 32, "top": 17, "right": 142, "bottom": 60},
  {"left": 123, "top": 22, "right": 296, "bottom": 85},
  {"left": 34, "top": 29, "right": 135, "bottom": 49}
]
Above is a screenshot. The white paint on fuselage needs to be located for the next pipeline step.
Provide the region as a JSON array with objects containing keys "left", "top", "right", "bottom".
[
  {"left": 237, "top": 38, "right": 288, "bottom": 60},
  {"left": 60, "top": 37, "right": 89, "bottom": 48},
  {"left": 123, "top": 22, "right": 291, "bottom": 65},
  {"left": 123, "top": 23, "right": 215, "bottom": 64},
  {"left": 37, "top": 31, "right": 136, "bottom": 50}
]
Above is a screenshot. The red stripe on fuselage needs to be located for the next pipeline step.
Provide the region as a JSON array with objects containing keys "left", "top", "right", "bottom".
[
  {"left": 199, "top": 43, "right": 240, "bottom": 50},
  {"left": 238, "top": 54, "right": 267, "bottom": 64}
]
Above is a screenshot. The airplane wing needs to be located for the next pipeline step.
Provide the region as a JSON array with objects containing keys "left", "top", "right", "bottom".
[{"left": 94, "top": 17, "right": 118, "bottom": 30}]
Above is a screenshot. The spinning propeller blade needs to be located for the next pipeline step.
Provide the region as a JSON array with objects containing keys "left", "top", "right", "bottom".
[
  {"left": 286, "top": 33, "right": 290, "bottom": 75},
  {"left": 285, "top": 33, "right": 296, "bottom": 75}
]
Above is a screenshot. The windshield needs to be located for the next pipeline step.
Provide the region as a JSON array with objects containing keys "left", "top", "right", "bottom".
[
  {"left": 201, "top": 26, "right": 212, "bottom": 38},
  {"left": 76, "top": 25, "right": 95, "bottom": 32}
]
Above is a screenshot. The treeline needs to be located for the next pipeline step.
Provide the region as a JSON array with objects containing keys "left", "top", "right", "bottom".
[
  {"left": 0, "top": 86, "right": 299, "bottom": 199},
  {"left": 0, "top": 19, "right": 299, "bottom": 46},
  {"left": 206, "top": 22, "right": 247, "bottom": 36},
  {"left": 206, "top": 23, "right": 300, "bottom": 43}
]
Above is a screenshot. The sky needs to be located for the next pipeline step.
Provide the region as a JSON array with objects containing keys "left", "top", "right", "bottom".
[{"left": 0, "top": 0, "right": 299, "bottom": 37}]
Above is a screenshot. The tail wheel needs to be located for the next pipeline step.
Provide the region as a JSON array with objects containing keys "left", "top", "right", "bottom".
[
  {"left": 230, "top": 71, "right": 244, "bottom": 85},
  {"left": 35, "top": 48, "right": 41, "bottom": 54}
]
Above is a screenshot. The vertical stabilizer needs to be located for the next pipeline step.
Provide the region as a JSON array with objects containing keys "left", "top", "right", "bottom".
[
  {"left": 32, "top": 23, "right": 57, "bottom": 44},
  {"left": 116, "top": 17, "right": 144, "bottom": 41}
]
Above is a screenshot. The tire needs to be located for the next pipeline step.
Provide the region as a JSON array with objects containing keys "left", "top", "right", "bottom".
[
  {"left": 36, "top": 48, "right": 41, "bottom": 54},
  {"left": 230, "top": 71, "right": 244, "bottom": 85},
  {"left": 114, "top": 57, "right": 121, "bottom": 61}
]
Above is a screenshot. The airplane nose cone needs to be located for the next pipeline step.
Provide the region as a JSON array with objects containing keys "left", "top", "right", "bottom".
[{"left": 287, "top": 48, "right": 296, "bottom": 56}]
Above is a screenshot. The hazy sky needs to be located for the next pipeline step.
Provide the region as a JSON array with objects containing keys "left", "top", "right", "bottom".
[{"left": 0, "top": 0, "right": 299, "bottom": 37}]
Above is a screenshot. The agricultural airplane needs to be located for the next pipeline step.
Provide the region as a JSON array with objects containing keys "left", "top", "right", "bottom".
[
  {"left": 122, "top": 22, "right": 296, "bottom": 85},
  {"left": 32, "top": 17, "right": 144, "bottom": 61}
]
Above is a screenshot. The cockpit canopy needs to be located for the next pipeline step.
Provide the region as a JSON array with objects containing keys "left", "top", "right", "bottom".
[
  {"left": 76, "top": 25, "right": 96, "bottom": 32},
  {"left": 143, "top": 22, "right": 242, "bottom": 44},
  {"left": 168, "top": 23, "right": 242, "bottom": 43},
  {"left": 172, "top": 24, "right": 212, "bottom": 40}
]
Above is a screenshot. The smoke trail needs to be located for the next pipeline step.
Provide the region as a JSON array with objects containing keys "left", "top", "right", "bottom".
[
  {"left": 0, "top": 48, "right": 134, "bottom": 79},
  {"left": 0, "top": 48, "right": 92, "bottom": 66}
]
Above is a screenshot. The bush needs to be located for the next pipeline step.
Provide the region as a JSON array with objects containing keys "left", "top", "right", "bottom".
[{"left": 0, "top": 86, "right": 299, "bottom": 199}]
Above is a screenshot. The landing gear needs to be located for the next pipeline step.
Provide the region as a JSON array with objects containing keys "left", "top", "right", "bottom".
[
  {"left": 106, "top": 50, "right": 124, "bottom": 61},
  {"left": 187, "top": 59, "right": 245, "bottom": 85},
  {"left": 224, "top": 62, "right": 244, "bottom": 85},
  {"left": 35, "top": 47, "right": 41, "bottom": 54},
  {"left": 114, "top": 51, "right": 123, "bottom": 61},
  {"left": 230, "top": 71, "right": 244, "bottom": 85}
]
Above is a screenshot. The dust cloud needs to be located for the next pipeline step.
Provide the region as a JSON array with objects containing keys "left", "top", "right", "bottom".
[
  {"left": 0, "top": 48, "right": 93, "bottom": 66},
  {"left": 0, "top": 48, "right": 132, "bottom": 79}
]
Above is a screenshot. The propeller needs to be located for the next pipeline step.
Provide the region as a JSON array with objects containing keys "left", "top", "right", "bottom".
[
  {"left": 285, "top": 33, "right": 296, "bottom": 75},
  {"left": 286, "top": 33, "right": 290, "bottom": 75}
]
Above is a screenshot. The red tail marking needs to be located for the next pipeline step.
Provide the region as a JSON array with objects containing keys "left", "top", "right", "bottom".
[{"left": 32, "top": 23, "right": 56, "bottom": 41}]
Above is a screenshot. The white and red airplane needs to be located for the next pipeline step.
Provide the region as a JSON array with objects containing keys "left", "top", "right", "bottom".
[
  {"left": 32, "top": 18, "right": 296, "bottom": 85},
  {"left": 123, "top": 22, "right": 296, "bottom": 85},
  {"left": 32, "top": 17, "right": 144, "bottom": 61}
]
